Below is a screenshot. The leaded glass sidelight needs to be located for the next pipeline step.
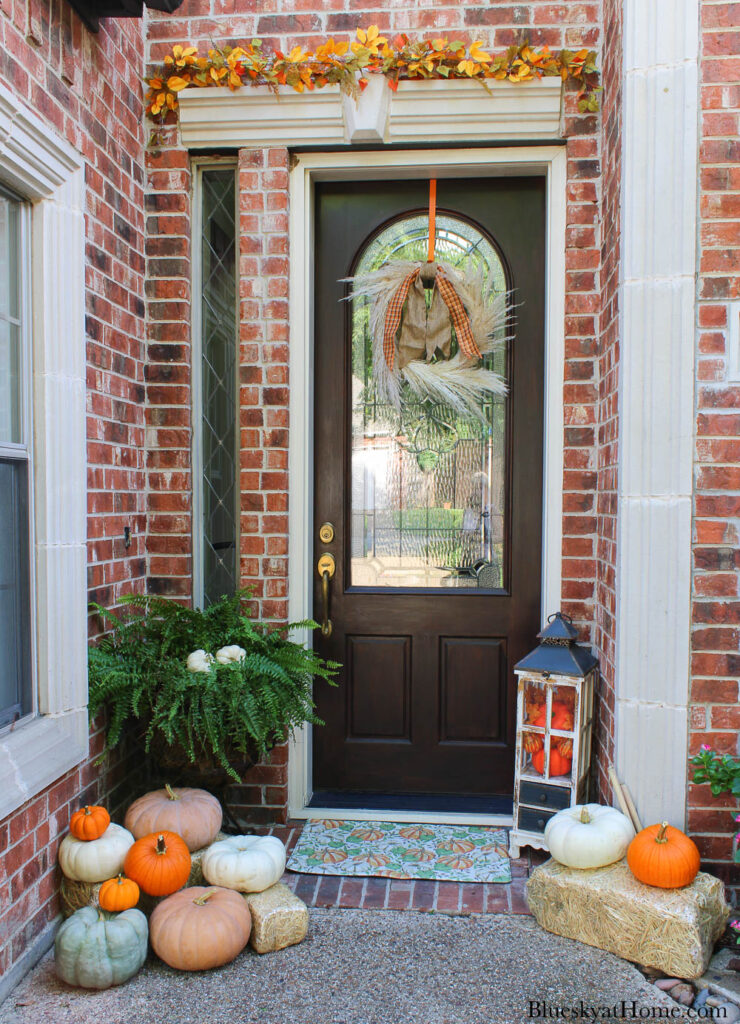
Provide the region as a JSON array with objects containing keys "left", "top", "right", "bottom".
[
  {"left": 350, "top": 214, "right": 510, "bottom": 590},
  {"left": 197, "top": 166, "right": 238, "bottom": 605}
]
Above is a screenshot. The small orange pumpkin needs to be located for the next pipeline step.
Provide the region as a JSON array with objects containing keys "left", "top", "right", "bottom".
[
  {"left": 98, "top": 873, "right": 140, "bottom": 912},
  {"left": 124, "top": 831, "right": 191, "bottom": 897},
  {"left": 627, "top": 821, "right": 700, "bottom": 889},
  {"left": 69, "top": 805, "right": 111, "bottom": 841},
  {"left": 532, "top": 743, "right": 572, "bottom": 778}
]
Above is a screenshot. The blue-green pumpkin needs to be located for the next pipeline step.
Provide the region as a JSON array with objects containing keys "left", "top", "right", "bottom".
[{"left": 55, "top": 906, "right": 148, "bottom": 989}]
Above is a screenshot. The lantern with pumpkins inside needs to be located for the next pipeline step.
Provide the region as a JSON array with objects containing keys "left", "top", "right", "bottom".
[{"left": 509, "top": 612, "right": 598, "bottom": 858}]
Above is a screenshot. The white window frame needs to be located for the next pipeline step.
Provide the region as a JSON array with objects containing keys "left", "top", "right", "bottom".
[
  {"left": 191, "top": 157, "right": 240, "bottom": 608},
  {"left": 0, "top": 81, "right": 87, "bottom": 820}
]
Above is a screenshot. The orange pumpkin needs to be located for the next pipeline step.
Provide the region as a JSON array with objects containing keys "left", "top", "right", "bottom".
[
  {"left": 627, "top": 821, "right": 700, "bottom": 889},
  {"left": 530, "top": 700, "right": 574, "bottom": 731},
  {"left": 98, "top": 874, "right": 140, "bottom": 912},
  {"left": 150, "top": 887, "right": 251, "bottom": 971},
  {"left": 124, "top": 831, "right": 191, "bottom": 897},
  {"left": 69, "top": 805, "right": 111, "bottom": 842},
  {"left": 125, "top": 785, "right": 222, "bottom": 853},
  {"left": 532, "top": 743, "right": 572, "bottom": 778}
]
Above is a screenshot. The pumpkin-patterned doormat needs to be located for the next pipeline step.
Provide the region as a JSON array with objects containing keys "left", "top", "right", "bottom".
[{"left": 286, "top": 819, "right": 511, "bottom": 883}]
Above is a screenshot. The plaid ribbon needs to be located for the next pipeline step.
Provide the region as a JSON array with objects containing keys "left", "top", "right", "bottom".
[
  {"left": 436, "top": 268, "right": 482, "bottom": 362},
  {"left": 382, "top": 267, "right": 420, "bottom": 371},
  {"left": 382, "top": 264, "right": 482, "bottom": 370}
]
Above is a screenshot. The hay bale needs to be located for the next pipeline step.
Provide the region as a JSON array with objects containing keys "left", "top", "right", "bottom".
[
  {"left": 526, "top": 858, "right": 729, "bottom": 980},
  {"left": 59, "top": 831, "right": 228, "bottom": 918},
  {"left": 245, "top": 883, "right": 309, "bottom": 954}
]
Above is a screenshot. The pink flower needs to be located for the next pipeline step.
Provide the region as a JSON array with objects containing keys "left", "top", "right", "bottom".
[
  {"left": 700, "top": 744, "right": 712, "bottom": 752},
  {"left": 735, "top": 814, "right": 740, "bottom": 824},
  {"left": 730, "top": 920, "right": 740, "bottom": 931}
]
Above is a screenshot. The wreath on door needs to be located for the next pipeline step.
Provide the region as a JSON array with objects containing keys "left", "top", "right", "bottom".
[{"left": 343, "top": 180, "right": 511, "bottom": 422}]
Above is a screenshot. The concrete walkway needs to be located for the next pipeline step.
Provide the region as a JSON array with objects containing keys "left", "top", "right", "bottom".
[{"left": 0, "top": 909, "right": 680, "bottom": 1024}]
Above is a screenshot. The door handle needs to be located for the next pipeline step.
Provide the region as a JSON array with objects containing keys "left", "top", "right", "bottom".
[{"left": 317, "top": 553, "right": 336, "bottom": 637}]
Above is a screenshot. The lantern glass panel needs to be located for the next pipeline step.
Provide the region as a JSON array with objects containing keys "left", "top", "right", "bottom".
[
  {"left": 522, "top": 677, "right": 547, "bottom": 726},
  {"left": 551, "top": 684, "right": 576, "bottom": 733}
]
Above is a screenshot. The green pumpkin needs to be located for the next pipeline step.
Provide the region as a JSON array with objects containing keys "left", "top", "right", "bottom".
[{"left": 55, "top": 906, "right": 148, "bottom": 989}]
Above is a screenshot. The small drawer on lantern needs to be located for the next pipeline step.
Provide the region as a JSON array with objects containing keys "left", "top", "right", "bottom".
[
  {"left": 519, "top": 781, "right": 571, "bottom": 811},
  {"left": 517, "top": 806, "right": 557, "bottom": 834}
]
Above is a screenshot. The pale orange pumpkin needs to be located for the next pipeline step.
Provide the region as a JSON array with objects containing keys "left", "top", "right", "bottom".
[
  {"left": 150, "top": 886, "right": 251, "bottom": 971},
  {"left": 627, "top": 822, "right": 700, "bottom": 889},
  {"left": 69, "top": 805, "right": 111, "bottom": 842},
  {"left": 124, "top": 785, "right": 222, "bottom": 853},
  {"left": 98, "top": 874, "right": 140, "bottom": 912},
  {"left": 124, "top": 831, "right": 191, "bottom": 897}
]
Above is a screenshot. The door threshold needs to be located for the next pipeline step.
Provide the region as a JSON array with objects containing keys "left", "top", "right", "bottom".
[{"left": 293, "top": 806, "right": 514, "bottom": 827}]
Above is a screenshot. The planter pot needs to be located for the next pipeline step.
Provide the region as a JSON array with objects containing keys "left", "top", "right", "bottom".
[{"left": 146, "top": 733, "right": 260, "bottom": 789}]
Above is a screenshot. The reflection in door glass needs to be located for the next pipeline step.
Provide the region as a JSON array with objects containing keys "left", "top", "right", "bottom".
[{"left": 350, "top": 214, "right": 509, "bottom": 590}]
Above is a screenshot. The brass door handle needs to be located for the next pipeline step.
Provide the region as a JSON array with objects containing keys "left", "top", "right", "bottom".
[{"left": 317, "top": 553, "right": 335, "bottom": 637}]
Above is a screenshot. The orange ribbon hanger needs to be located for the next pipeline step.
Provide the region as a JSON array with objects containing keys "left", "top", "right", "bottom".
[{"left": 427, "top": 178, "right": 437, "bottom": 263}]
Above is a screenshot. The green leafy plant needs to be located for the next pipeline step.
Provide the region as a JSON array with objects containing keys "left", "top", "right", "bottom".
[
  {"left": 690, "top": 745, "right": 740, "bottom": 798},
  {"left": 88, "top": 591, "right": 339, "bottom": 781}
]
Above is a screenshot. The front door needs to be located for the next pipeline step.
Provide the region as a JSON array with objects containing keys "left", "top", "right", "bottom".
[{"left": 312, "top": 176, "right": 545, "bottom": 806}]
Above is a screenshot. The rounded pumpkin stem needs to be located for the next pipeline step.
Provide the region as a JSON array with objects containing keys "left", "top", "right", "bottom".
[
  {"left": 116, "top": 874, "right": 125, "bottom": 884},
  {"left": 655, "top": 821, "right": 670, "bottom": 844},
  {"left": 193, "top": 890, "right": 216, "bottom": 906},
  {"left": 579, "top": 807, "right": 591, "bottom": 824},
  {"left": 155, "top": 833, "right": 167, "bottom": 855},
  {"left": 83, "top": 805, "right": 92, "bottom": 815},
  {"left": 165, "top": 784, "right": 179, "bottom": 801}
]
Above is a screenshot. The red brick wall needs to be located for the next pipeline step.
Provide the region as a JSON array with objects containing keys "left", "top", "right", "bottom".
[
  {"left": 145, "top": 0, "right": 604, "bottom": 821},
  {"left": 591, "top": 0, "right": 622, "bottom": 804},
  {"left": 0, "top": 1, "right": 149, "bottom": 980},
  {"left": 687, "top": 0, "right": 740, "bottom": 895}
]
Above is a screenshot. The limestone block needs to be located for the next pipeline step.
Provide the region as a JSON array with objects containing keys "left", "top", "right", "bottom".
[
  {"left": 526, "top": 858, "right": 729, "bottom": 980},
  {"left": 245, "top": 882, "right": 309, "bottom": 954}
]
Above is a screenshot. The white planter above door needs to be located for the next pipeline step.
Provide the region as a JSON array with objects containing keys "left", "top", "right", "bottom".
[{"left": 177, "top": 77, "right": 564, "bottom": 149}]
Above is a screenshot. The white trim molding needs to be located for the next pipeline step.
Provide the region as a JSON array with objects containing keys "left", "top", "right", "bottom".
[
  {"left": 178, "top": 77, "right": 564, "bottom": 149},
  {"left": 0, "top": 81, "right": 87, "bottom": 821},
  {"left": 614, "top": 0, "right": 699, "bottom": 829},
  {"left": 286, "top": 146, "right": 567, "bottom": 821}
]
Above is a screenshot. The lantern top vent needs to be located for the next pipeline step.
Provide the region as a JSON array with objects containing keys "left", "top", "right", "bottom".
[{"left": 514, "top": 612, "right": 598, "bottom": 677}]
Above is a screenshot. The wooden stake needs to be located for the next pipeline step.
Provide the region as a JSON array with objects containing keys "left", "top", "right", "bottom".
[
  {"left": 621, "top": 783, "right": 643, "bottom": 832},
  {"left": 608, "top": 765, "right": 634, "bottom": 823}
]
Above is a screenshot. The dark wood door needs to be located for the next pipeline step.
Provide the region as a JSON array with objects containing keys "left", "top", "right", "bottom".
[{"left": 313, "top": 176, "right": 545, "bottom": 801}]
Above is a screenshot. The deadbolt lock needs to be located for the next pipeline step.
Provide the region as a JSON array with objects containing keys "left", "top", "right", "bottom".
[
  {"left": 319, "top": 522, "right": 335, "bottom": 544},
  {"left": 317, "top": 552, "right": 336, "bottom": 578}
]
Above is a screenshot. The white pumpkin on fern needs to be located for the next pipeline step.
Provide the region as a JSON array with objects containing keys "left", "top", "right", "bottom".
[{"left": 544, "top": 804, "right": 635, "bottom": 869}]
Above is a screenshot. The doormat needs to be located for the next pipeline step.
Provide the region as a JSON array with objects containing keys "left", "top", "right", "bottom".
[{"left": 287, "top": 819, "right": 511, "bottom": 883}]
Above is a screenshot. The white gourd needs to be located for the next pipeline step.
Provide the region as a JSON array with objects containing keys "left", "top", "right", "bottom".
[
  {"left": 202, "top": 835, "right": 286, "bottom": 893},
  {"left": 544, "top": 803, "right": 635, "bottom": 869},
  {"left": 215, "top": 645, "right": 246, "bottom": 665},
  {"left": 55, "top": 907, "right": 148, "bottom": 989},
  {"left": 186, "top": 649, "right": 214, "bottom": 673},
  {"left": 58, "top": 823, "right": 135, "bottom": 882}
]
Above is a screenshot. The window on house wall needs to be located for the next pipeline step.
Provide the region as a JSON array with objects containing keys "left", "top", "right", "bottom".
[
  {"left": 193, "top": 163, "right": 239, "bottom": 606},
  {"left": 0, "top": 186, "right": 33, "bottom": 729}
]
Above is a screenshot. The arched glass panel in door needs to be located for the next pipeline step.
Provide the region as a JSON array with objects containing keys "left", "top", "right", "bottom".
[{"left": 349, "top": 213, "right": 510, "bottom": 590}]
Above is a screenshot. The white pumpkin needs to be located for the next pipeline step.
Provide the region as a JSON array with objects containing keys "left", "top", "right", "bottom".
[
  {"left": 202, "top": 835, "right": 286, "bottom": 893},
  {"left": 544, "top": 803, "right": 635, "bottom": 869},
  {"left": 58, "top": 823, "right": 135, "bottom": 882}
]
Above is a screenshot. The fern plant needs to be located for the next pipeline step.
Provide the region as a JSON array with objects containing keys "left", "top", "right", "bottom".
[{"left": 88, "top": 591, "right": 339, "bottom": 781}]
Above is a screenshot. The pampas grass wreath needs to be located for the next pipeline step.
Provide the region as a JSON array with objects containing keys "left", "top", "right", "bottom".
[{"left": 343, "top": 258, "right": 512, "bottom": 421}]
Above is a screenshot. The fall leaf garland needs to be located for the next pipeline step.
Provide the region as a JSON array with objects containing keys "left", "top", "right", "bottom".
[{"left": 146, "top": 29, "right": 600, "bottom": 126}]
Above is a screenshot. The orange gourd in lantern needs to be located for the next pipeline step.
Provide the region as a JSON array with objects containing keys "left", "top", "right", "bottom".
[{"left": 532, "top": 744, "right": 572, "bottom": 778}]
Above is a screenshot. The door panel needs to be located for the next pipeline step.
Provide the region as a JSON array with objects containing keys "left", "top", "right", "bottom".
[{"left": 313, "top": 176, "right": 545, "bottom": 800}]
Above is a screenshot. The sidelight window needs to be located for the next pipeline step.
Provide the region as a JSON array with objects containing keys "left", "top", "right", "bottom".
[
  {"left": 193, "top": 162, "right": 239, "bottom": 606},
  {"left": 0, "top": 186, "right": 33, "bottom": 729}
]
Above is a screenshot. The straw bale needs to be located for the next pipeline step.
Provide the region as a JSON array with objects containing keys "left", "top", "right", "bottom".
[
  {"left": 526, "top": 858, "right": 729, "bottom": 980},
  {"left": 245, "top": 883, "right": 308, "bottom": 954}
]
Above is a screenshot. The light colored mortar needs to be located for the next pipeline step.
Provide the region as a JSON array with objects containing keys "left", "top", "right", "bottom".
[{"left": 0, "top": 909, "right": 682, "bottom": 1024}]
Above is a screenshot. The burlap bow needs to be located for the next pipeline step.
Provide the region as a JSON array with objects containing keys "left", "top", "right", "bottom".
[{"left": 382, "top": 264, "right": 482, "bottom": 372}]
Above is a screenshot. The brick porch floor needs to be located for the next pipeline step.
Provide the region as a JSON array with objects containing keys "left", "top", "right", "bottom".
[{"left": 260, "top": 822, "right": 544, "bottom": 915}]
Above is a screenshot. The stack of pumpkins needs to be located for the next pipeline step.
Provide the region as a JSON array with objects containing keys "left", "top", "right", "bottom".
[
  {"left": 544, "top": 803, "right": 701, "bottom": 889},
  {"left": 55, "top": 786, "right": 289, "bottom": 989}
]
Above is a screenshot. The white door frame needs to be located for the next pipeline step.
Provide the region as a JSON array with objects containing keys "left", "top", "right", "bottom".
[{"left": 287, "top": 146, "right": 567, "bottom": 824}]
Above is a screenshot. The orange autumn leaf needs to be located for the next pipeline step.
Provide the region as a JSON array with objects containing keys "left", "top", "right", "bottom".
[{"left": 166, "top": 75, "right": 190, "bottom": 91}]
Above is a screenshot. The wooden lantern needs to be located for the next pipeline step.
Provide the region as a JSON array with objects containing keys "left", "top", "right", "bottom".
[{"left": 509, "top": 612, "right": 598, "bottom": 858}]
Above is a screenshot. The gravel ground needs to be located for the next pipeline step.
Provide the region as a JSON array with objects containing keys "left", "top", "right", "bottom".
[{"left": 0, "top": 909, "right": 681, "bottom": 1024}]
